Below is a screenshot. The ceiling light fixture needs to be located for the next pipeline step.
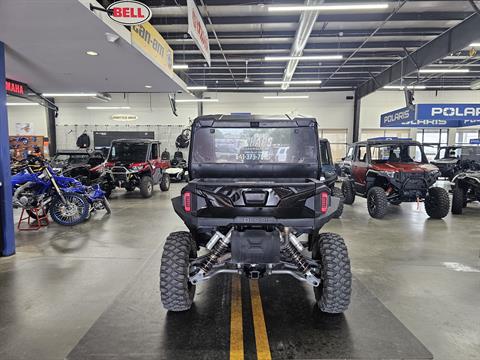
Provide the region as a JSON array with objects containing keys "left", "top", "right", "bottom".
[
  {"left": 173, "top": 64, "right": 189, "bottom": 70},
  {"left": 86, "top": 51, "right": 98, "bottom": 56},
  {"left": 6, "top": 102, "right": 39, "bottom": 106},
  {"left": 176, "top": 98, "right": 219, "bottom": 103},
  {"left": 42, "top": 93, "right": 97, "bottom": 97},
  {"left": 187, "top": 86, "right": 207, "bottom": 91},
  {"left": 265, "top": 55, "right": 342, "bottom": 61},
  {"left": 145, "top": 85, "right": 152, "bottom": 89},
  {"left": 263, "top": 95, "right": 309, "bottom": 99},
  {"left": 384, "top": 85, "right": 426, "bottom": 90},
  {"left": 264, "top": 80, "right": 322, "bottom": 85},
  {"left": 86, "top": 106, "right": 131, "bottom": 110},
  {"left": 419, "top": 69, "right": 470, "bottom": 73},
  {"left": 469, "top": 43, "right": 480, "bottom": 47},
  {"left": 268, "top": 3, "right": 389, "bottom": 12}
]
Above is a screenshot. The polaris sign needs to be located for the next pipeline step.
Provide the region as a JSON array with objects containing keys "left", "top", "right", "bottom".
[
  {"left": 381, "top": 104, "right": 480, "bottom": 128},
  {"left": 417, "top": 104, "right": 480, "bottom": 121}
]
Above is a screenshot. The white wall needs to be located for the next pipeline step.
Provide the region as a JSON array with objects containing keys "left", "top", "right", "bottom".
[
  {"left": 7, "top": 105, "right": 47, "bottom": 136},
  {"left": 203, "top": 91, "right": 355, "bottom": 141},
  {"left": 360, "top": 90, "right": 480, "bottom": 131},
  {"left": 55, "top": 93, "right": 197, "bottom": 151}
]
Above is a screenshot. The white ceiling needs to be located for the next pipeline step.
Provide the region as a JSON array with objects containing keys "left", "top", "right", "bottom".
[{"left": 0, "top": 0, "right": 187, "bottom": 94}]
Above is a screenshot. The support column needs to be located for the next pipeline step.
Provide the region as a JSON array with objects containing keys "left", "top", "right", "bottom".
[
  {"left": 45, "top": 97, "right": 57, "bottom": 156},
  {"left": 0, "top": 42, "right": 15, "bottom": 256},
  {"left": 352, "top": 91, "right": 361, "bottom": 142}
]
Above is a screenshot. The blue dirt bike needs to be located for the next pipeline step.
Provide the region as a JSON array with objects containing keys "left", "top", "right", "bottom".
[{"left": 11, "top": 158, "right": 110, "bottom": 226}]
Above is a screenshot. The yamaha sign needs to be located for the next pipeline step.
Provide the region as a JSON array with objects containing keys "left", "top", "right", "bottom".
[{"left": 381, "top": 104, "right": 480, "bottom": 128}]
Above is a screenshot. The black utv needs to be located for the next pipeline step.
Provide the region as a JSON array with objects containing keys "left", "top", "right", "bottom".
[
  {"left": 431, "top": 146, "right": 480, "bottom": 180},
  {"left": 451, "top": 171, "right": 480, "bottom": 215},
  {"left": 319, "top": 138, "right": 343, "bottom": 218},
  {"left": 159, "top": 115, "right": 351, "bottom": 313}
]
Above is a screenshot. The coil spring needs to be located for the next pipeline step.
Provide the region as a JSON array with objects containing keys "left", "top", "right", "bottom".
[
  {"left": 200, "top": 237, "right": 230, "bottom": 273},
  {"left": 283, "top": 241, "right": 310, "bottom": 273}
]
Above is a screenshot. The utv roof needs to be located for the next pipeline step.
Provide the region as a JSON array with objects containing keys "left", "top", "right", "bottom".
[
  {"left": 192, "top": 114, "right": 317, "bottom": 128},
  {"left": 356, "top": 139, "right": 422, "bottom": 146}
]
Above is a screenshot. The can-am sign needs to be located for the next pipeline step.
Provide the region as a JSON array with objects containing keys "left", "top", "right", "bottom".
[
  {"left": 107, "top": 1, "right": 152, "bottom": 25},
  {"left": 381, "top": 104, "right": 480, "bottom": 128}
]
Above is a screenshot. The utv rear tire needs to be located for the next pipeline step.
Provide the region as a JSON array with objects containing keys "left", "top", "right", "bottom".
[
  {"left": 451, "top": 186, "right": 464, "bottom": 215},
  {"left": 341, "top": 180, "right": 355, "bottom": 205},
  {"left": 367, "top": 186, "right": 388, "bottom": 219},
  {"left": 425, "top": 187, "right": 450, "bottom": 219},
  {"left": 312, "top": 233, "right": 351, "bottom": 314},
  {"left": 139, "top": 176, "right": 154, "bottom": 198},
  {"left": 160, "top": 231, "right": 197, "bottom": 311},
  {"left": 160, "top": 173, "right": 170, "bottom": 191},
  {"left": 331, "top": 187, "right": 344, "bottom": 218}
]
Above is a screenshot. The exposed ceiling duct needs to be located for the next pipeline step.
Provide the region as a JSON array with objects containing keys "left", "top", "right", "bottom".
[{"left": 281, "top": 0, "right": 324, "bottom": 91}]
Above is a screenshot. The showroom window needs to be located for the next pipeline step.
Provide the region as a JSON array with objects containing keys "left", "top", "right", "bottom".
[
  {"left": 319, "top": 129, "right": 348, "bottom": 161},
  {"left": 416, "top": 129, "right": 449, "bottom": 161},
  {"left": 360, "top": 129, "right": 411, "bottom": 141},
  {"left": 456, "top": 129, "right": 480, "bottom": 144}
]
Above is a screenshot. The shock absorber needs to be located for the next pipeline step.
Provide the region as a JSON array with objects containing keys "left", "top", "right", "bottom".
[
  {"left": 282, "top": 228, "right": 320, "bottom": 287},
  {"left": 200, "top": 228, "right": 233, "bottom": 273},
  {"left": 282, "top": 228, "right": 309, "bottom": 272},
  {"left": 190, "top": 228, "right": 234, "bottom": 284}
]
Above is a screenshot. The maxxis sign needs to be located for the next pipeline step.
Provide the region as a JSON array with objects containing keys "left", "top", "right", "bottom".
[
  {"left": 107, "top": 0, "right": 152, "bottom": 26},
  {"left": 187, "top": 0, "right": 211, "bottom": 66}
]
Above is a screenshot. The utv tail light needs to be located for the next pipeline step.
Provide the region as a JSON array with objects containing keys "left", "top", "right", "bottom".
[
  {"left": 321, "top": 192, "right": 329, "bottom": 213},
  {"left": 183, "top": 191, "right": 192, "bottom": 212}
]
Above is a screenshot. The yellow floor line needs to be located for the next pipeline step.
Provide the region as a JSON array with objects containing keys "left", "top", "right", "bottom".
[
  {"left": 250, "top": 280, "right": 272, "bottom": 360},
  {"left": 230, "top": 276, "right": 244, "bottom": 360}
]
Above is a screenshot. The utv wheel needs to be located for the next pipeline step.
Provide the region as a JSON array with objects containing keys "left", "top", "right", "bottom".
[
  {"left": 160, "top": 231, "right": 197, "bottom": 311},
  {"left": 367, "top": 186, "right": 388, "bottom": 219},
  {"left": 425, "top": 187, "right": 450, "bottom": 219},
  {"left": 331, "top": 187, "right": 344, "bottom": 218},
  {"left": 139, "top": 176, "right": 154, "bottom": 198},
  {"left": 312, "top": 233, "right": 352, "bottom": 314},
  {"left": 341, "top": 180, "right": 355, "bottom": 205},
  {"left": 451, "top": 186, "right": 464, "bottom": 215},
  {"left": 160, "top": 173, "right": 170, "bottom": 191}
]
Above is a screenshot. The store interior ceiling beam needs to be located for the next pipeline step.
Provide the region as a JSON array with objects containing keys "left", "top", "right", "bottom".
[{"left": 356, "top": 12, "right": 480, "bottom": 98}]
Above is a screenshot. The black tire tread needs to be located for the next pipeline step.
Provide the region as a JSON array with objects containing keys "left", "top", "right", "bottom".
[
  {"left": 313, "top": 233, "right": 352, "bottom": 313},
  {"left": 451, "top": 186, "right": 464, "bottom": 215},
  {"left": 160, "top": 231, "right": 196, "bottom": 311},
  {"left": 139, "top": 176, "right": 154, "bottom": 198},
  {"left": 367, "top": 186, "right": 388, "bottom": 219},
  {"left": 341, "top": 180, "right": 355, "bottom": 205},
  {"left": 160, "top": 173, "right": 170, "bottom": 191},
  {"left": 425, "top": 186, "right": 450, "bottom": 219}
]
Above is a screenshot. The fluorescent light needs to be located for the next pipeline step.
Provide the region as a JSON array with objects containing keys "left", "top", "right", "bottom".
[
  {"left": 263, "top": 95, "right": 309, "bottom": 99},
  {"left": 187, "top": 86, "right": 207, "bottom": 90},
  {"left": 86, "top": 51, "right": 98, "bottom": 56},
  {"left": 268, "top": 3, "right": 389, "bottom": 12},
  {"left": 384, "top": 85, "right": 426, "bottom": 90},
  {"left": 265, "top": 55, "right": 342, "bottom": 61},
  {"left": 173, "top": 64, "right": 189, "bottom": 69},
  {"left": 42, "top": 93, "right": 97, "bottom": 97},
  {"left": 419, "top": 69, "right": 470, "bottom": 73},
  {"left": 264, "top": 80, "right": 322, "bottom": 85},
  {"left": 86, "top": 106, "right": 131, "bottom": 110},
  {"left": 145, "top": 85, "right": 152, "bottom": 89},
  {"left": 176, "top": 98, "right": 219, "bottom": 103},
  {"left": 469, "top": 43, "right": 480, "bottom": 47},
  {"left": 6, "top": 102, "right": 39, "bottom": 106}
]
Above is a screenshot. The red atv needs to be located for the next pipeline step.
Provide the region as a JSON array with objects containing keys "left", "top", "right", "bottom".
[
  {"left": 340, "top": 139, "right": 449, "bottom": 219},
  {"left": 104, "top": 139, "right": 170, "bottom": 198}
]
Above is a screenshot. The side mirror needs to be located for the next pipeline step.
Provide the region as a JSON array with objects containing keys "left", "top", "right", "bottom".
[{"left": 341, "top": 157, "right": 345, "bottom": 161}]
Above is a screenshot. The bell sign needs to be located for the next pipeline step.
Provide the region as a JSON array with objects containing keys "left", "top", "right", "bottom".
[{"left": 107, "top": 1, "right": 152, "bottom": 26}]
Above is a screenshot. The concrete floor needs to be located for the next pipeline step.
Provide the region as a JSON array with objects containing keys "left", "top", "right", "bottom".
[{"left": 0, "top": 183, "right": 479, "bottom": 360}]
